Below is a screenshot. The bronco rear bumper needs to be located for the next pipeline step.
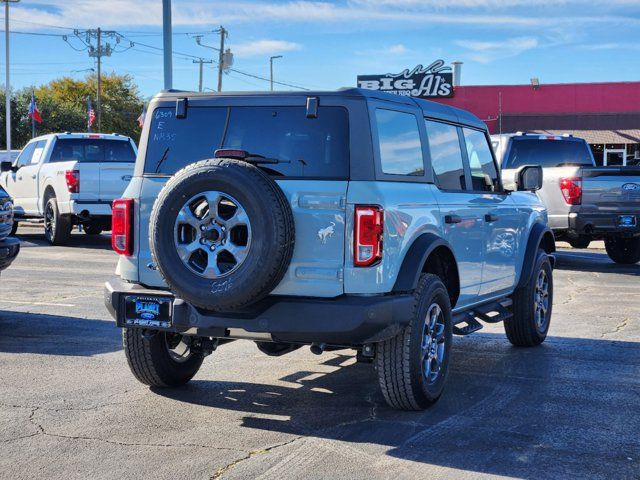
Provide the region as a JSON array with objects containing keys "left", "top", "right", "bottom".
[{"left": 104, "top": 277, "right": 414, "bottom": 346}]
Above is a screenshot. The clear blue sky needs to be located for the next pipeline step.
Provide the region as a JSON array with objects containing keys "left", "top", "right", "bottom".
[{"left": 3, "top": 0, "right": 640, "bottom": 98}]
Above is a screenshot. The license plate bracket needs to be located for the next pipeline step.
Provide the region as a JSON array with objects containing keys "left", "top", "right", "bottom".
[
  {"left": 617, "top": 215, "right": 637, "bottom": 228},
  {"left": 123, "top": 295, "right": 173, "bottom": 329}
]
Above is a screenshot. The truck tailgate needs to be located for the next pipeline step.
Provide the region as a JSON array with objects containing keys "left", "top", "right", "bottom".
[
  {"left": 582, "top": 167, "right": 640, "bottom": 213},
  {"left": 99, "top": 162, "right": 134, "bottom": 201}
]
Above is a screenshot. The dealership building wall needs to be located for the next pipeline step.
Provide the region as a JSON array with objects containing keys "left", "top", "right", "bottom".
[{"left": 433, "top": 81, "right": 640, "bottom": 166}]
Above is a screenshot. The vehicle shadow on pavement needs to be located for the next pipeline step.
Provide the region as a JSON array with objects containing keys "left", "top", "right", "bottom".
[
  {"left": 154, "top": 333, "right": 640, "bottom": 478},
  {"left": 0, "top": 310, "right": 120, "bottom": 356},
  {"left": 554, "top": 249, "right": 640, "bottom": 276},
  {"left": 13, "top": 230, "right": 113, "bottom": 251}
]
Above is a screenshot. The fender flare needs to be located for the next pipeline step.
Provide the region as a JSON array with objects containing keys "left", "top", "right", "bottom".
[
  {"left": 516, "top": 222, "right": 556, "bottom": 289},
  {"left": 392, "top": 233, "right": 458, "bottom": 292}
]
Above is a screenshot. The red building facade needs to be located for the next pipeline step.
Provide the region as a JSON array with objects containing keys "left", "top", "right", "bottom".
[{"left": 434, "top": 81, "right": 640, "bottom": 166}]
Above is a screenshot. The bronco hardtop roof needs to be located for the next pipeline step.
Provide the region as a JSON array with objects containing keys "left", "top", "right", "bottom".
[{"left": 152, "top": 88, "right": 486, "bottom": 130}]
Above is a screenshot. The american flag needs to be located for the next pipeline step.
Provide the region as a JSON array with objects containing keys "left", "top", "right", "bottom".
[
  {"left": 137, "top": 104, "right": 147, "bottom": 128},
  {"left": 87, "top": 97, "right": 96, "bottom": 130}
]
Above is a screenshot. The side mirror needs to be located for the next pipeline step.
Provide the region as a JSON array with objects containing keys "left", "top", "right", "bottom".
[
  {"left": 0, "top": 161, "right": 13, "bottom": 173},
  {"left": 517, "top": 165, "right": 543, "bottom": 192}
]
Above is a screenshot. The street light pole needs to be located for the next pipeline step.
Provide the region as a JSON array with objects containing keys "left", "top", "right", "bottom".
[
  {"left": 269, "top": 55, "right": 282, "bottom": 92},
  {"left": 162, "top": 0, "right": 173, "bottom": 90},
  {"left": 3, "top": 0, "right": 19, "bottom": 158}
]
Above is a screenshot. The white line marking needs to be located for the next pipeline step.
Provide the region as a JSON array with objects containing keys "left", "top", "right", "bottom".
[{"left": 0, "top": 299, "right": 76, "bottom": 307}]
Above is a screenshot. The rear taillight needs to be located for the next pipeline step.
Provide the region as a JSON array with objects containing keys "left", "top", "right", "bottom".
[
  {"left": 112, "top": 199, "right": 134, "bottom": 256},
  {"left": 560, "top": 177, "right": 582, "bottom": 205},
  {"left": 65, "top": 170, "right": 80, "bottom": 193},
  {"left": 354, "top": 205, "right": 383, "bottom": 267}
]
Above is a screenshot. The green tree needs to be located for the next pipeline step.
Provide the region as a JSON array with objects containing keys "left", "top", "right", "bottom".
[{"left": 0, "top": 73, "right": 145, "bottom": 150}]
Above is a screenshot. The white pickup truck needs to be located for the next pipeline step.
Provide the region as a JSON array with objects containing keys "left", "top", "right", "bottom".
[{"left": 0, "top": 133, "right": 137, "bottom": 245}]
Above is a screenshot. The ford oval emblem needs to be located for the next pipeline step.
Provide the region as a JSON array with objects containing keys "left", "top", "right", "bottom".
[
  {"left": 140, "top": 312, "right": 156, "bottom": 320},
  {"left": 622, "top": 183, "right": 640, "bottom": 191}
]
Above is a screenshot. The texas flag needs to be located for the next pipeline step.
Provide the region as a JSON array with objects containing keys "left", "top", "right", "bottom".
[{"left": 28, "top": 93, "right": 42, "bottom": 124}]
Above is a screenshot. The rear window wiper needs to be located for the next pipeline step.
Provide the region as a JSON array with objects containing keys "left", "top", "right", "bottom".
[
  {"left": 214, "top": 149, "right": 289, "bottom": 165},
  {"left": 154, "top": 147, "right": 170, "bottom": 173}
]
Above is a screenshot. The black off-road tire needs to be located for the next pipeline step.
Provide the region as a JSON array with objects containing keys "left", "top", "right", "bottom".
[
  {"left": 9, "top": 221, "right": 18, "bottom": 236},
  {"left": 122, "top": 329, "right": 204, "bottom": 387},
  {"left": 567, "top": 236, "right": 591, "bottom": 249},
  {"left": 505, "top": 250, "right": 553, "bottom": 347},
  {"left": 604, "top": 237, "right": 640, "bottom": 264},
  {"left": 150, "top": 158, "right": 295, "bottom": 311},
  {"left": 43, "top": 196, "right": 72, "bottom": 245},
  {"left": 376, "top": 274, "right": 453, "bottom": 411}
]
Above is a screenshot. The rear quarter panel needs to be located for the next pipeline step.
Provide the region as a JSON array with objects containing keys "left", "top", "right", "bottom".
[{"left": 344, "top": 181, "right": 442, "bottom": 294}]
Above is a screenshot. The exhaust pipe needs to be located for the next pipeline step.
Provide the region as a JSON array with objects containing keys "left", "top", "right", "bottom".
[{"left": 310, "top": 342, "right": 326, "bottom": 355}]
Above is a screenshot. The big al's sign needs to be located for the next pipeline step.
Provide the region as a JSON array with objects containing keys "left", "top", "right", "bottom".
[{"left": 357, "top": 61, "right": 454, "bottom": 98}]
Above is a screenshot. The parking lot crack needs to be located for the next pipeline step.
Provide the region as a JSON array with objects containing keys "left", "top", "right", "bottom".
[
  {"left": 210, "top": 436, "right": 303, "bottom": 479},
  {"left": 601, "top": 317, "right": 630, "bottom": 338}
]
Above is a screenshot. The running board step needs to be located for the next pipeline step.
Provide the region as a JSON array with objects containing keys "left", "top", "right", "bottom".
[
  {"left": 452, "top": 314, "right": 483, "bottom": 335},
  {"left": 452, "top": 298, "right": 513, "bottom": 336}
]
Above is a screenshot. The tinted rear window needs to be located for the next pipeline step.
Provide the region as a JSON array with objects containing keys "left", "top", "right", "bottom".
[
  {"left": 504, "top": 138, "right": 593, "bottom": 169},
  {"left": 145, "top": 106, "right": 349, "bottom": 178},
  {"left": 50, "top": 139, "right": 136, "bottom": 163}
]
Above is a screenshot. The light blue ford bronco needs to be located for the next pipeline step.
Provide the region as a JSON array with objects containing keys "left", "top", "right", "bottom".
[{"left": 105, "top": 89, "right": 555, "bottom": 411}]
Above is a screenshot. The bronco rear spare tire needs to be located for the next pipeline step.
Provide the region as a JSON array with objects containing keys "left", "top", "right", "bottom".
[{"left": 150, "top": 158, "right": 295, "bottom": 311}]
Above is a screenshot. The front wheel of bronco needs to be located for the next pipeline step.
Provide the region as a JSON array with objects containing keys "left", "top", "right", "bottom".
[
  {"left": 604, "top": 237, "right": 640, "bottom": 264},
  {"left": 504, "top": 250, "right": 553, "bottom": 347},
  {"left": 123, "top": 329, "right": 204, "bottom": 387},
  {"left": 376, "top": 274, "right": 453, "bottom": 411}
]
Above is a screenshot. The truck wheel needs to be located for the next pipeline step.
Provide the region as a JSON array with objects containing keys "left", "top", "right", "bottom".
[
  {"left": 43, "top": 196, "right": 72, "bottom": 245},
  {"left": 604, "top": 237, "right": 640, "bottom": 264},
  {"left": 567, "top": 236, "right": 590, "bottom": 249},
  {"left": 149, "top": 158, "right": 294, "bottom": 311},
  {"left": 9, "top": 221, "right": 18, "bottom": 236},
  {"left": 376, "top": 274, "right": 453, "bottom": 411},
  {"left": 505, "top": 250, "right": 553, "bottom": 347},
  {"left": 122, "top": 329, "right": 204, "bottom": 387}
]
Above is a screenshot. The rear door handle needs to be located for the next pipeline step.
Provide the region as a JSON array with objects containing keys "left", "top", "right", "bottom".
[
  {"left": 444, "top": 214, "right": 462, "bottom": 224},
  {"left": 485, "top": 214, "right": 499, "bottom": 223},
  {"left": 31, "top": 174, "right": 36, "bottom": 179}
]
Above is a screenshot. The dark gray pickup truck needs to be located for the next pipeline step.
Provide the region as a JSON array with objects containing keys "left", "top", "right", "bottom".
[{"left": 494, "top": 133, "right": 640, "bottom": 264}]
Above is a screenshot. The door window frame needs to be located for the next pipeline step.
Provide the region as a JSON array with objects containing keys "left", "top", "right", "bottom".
[
  {"left": 459, "top": 126, "right": 506, "bottom": 195},
  {"left": 369, "top": 100, "right": 431, "bottom": 184},
  {"left": 424, "top": 117, "right": 472, "bottom": 193}
]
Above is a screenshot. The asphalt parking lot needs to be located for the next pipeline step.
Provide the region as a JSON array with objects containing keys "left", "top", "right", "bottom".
[{"left": 1, "top": 228, "right": 639, "bottom": 480}]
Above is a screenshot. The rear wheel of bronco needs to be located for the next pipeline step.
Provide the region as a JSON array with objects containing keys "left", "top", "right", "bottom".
[
  {"left": 122, "top": 329, "right": 204, "bottom": 387},
  {"left": 604, "top": 237, "right": 640, "bottom": 264},
  {"left": 376, "top": 274, "right": 453, "bottom": 411},
  {"left": 150, "top": 158, "right": 295, "bottom": 311},
  {"left": 567, "top": 236, "right": 590, "bottom": 249},
  {"left": 43, "top": 196, "right": 71, "bottom": 245},
  {"left": 505, "top": 250, "right": 553, "bottom": 347}
]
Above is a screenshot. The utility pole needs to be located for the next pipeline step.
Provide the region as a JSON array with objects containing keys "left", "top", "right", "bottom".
[
  {"left": 162, "top": 0, "right": 173, "bottom": 90},
  {"left": 3, "top": 0, "right": 20, "bottom": 159},
  {"left": 96, "top": 27, "right": 101, "bottom": 132},
  {"left": 193, "top": 59, "right": 213, "bottom": 92},
  {"left": 216, "top": 26, "right": 227, "bottom": 92},
  {"left": 269, "top": 55, "right": 282, "bottom": 91}
]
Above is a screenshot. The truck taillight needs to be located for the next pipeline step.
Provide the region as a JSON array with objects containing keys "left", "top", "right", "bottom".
[
  {"left": 65, "top": 170, "right": 80, "bottom": 193},
  {"left": 112, "top": 199, "right": 134, "bottom": 256},
  {"left": 354, "top": 205, "right": 383, "bottom": 267},
  {"left": 560, "top": 177, "right": 582, "bottom": 205}
]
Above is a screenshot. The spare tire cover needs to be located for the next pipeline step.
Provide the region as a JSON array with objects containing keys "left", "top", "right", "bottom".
[{"left": 150, "top": 158, "right": 295, "bottom": 311}]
